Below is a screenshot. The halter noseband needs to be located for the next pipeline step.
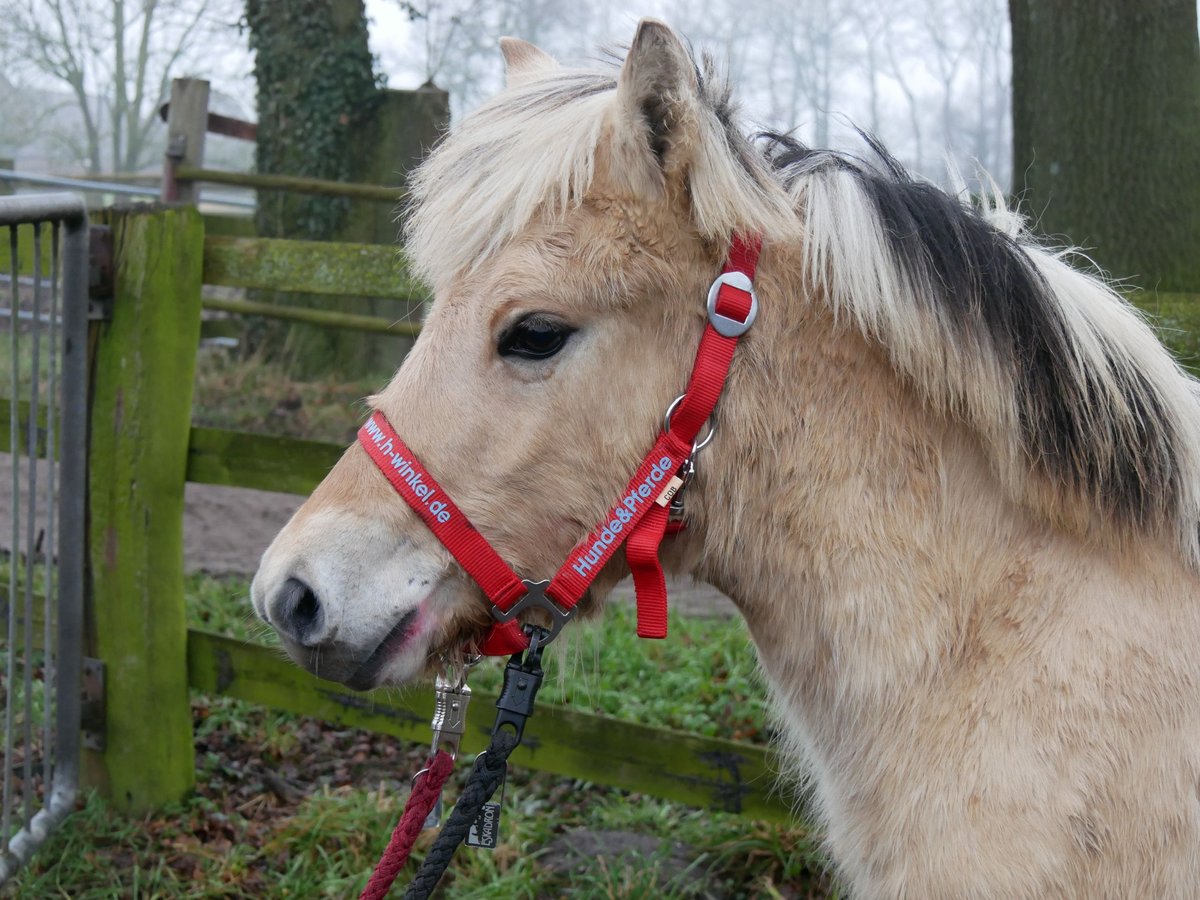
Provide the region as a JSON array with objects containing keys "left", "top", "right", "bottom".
[{"left": 358, "top": 234, "right": 761, "bottom": 655}]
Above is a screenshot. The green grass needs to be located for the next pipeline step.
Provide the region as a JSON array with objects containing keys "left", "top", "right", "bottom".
[
  {"left": 478, "top": 601, "right": 770, "bottom": 743},
  {"left": 183, "top": 572, "right": 275, "bottom": 647},
  {"left": 0, "top": 327, "right": 58, "bottom": 413},
  {"left": 11, "top": 763, "right": 833, "bottom": 898}
]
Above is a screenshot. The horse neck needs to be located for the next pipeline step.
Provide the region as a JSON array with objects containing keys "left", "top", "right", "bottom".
[{"left": 685, "top": 241, "right": 1028, "bottom": 708}]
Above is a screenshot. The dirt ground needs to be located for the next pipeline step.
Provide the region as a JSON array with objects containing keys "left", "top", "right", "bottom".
[{"left": 0, "top": 453, "right": 738, "bottom": 617}]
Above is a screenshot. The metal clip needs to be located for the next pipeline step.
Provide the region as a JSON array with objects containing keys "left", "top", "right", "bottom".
[
  {"left": 669, "top": 456, "right": 696, "bottom": 519},
  {"left": 422, "top": 666, "right": 474, "bottom": 828},
  {"left": 490, "top": 628, "right": 548, "bottom": 745},
  {"left": 430, "top": 670, "right": 472, "bottom": 760},
  {"left": 662, "top": 394, "right": 715, "bottom": 522}
]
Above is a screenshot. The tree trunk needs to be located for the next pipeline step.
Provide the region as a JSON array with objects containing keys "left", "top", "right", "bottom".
[
  {"left": 245, "top": 0, "right": 384, "bottom": 377},
  {"left": 247, "top": 0, "right": 379, "bottom": 239},
  {"left": 1010, "top": 0, "right": 1200, "bottom": 291}
]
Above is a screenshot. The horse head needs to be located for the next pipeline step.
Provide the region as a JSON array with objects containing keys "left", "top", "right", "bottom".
[{"left": 249, "top": 20, "right": 776, "bottom": 689}]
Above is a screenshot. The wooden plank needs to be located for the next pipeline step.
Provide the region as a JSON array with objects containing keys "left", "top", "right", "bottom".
[
  {"left": 187, "top": 630, "right": 793, "bottom": 822},
  {"left": 177, "top": 166, "right": 403, "bottom": 203},
  {"left": 203, "top": 111, "right": 257, "bottom": 142},
  {"left": 157, "top": 103, "right": 257, "bottom": 142},
  {"left": 85, "top": 207, "right": 202, "bottom": 811},
  {"left": 201, "top": 296, "right": 420, "bottom": 336},
  {"left": 203, "top": 235, "right": 426, "bottom": 301},
  {"left": 186, "top": 426, "right": 344, "bottom": 495},
  {"left": 201, "top": 214, "right": 256, "bottom": 238}
]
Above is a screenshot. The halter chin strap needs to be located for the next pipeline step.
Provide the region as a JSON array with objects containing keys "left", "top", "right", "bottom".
[{"left": 359, "top": 234, "right": 761, "bottom": 655}]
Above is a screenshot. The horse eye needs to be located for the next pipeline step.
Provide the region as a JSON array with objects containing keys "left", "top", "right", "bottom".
[{"left": 498, "top": 315, "right": 573, "bottom": 360}]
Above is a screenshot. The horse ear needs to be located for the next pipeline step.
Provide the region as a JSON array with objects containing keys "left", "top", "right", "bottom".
[
  {"left": 500, "top": 37, "right": 558, "bottom": 87},
  {"left": 616, "top": 19, "right": 699, "bottom": 168}
]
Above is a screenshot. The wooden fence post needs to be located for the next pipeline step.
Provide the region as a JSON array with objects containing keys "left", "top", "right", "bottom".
[
  {"left": 84, "top": 206, "right": 204, "bottom": 812},
  {"left": 162, "top": 78, "right": 210, "bottom": 205}
]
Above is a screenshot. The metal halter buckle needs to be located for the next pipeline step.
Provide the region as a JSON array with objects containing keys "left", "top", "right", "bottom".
[
  {"left": 488, "top": 579, "right": 575, "bottom": 646},
  {"left": 663, "top": 395, "right": 715, "bottom": 455},
  {"left": 706, "top": 270, "right": 758, "bottom": 337}
]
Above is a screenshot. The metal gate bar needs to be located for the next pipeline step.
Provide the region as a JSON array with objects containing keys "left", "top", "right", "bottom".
[{"left": 0, "top": 193, "right": 88, "bottom": 883}]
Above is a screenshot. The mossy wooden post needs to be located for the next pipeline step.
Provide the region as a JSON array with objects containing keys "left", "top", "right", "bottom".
[{"left": 85, "top": 206, "right": 203, "bottom": 811}]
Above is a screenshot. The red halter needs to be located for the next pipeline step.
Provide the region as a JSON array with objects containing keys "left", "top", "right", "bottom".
[{"left": 359, "top": 235, "right": 761, "bottom": 655}]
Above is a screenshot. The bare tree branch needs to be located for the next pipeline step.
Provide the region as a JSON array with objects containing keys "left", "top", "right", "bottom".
[{"left": 0, "top": 0, "right": 241, "bottom": 173}]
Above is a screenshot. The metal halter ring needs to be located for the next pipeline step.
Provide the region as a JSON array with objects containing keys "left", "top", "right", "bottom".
[{"left": 663, "top": 394, "right": 715, "bottom": 455}]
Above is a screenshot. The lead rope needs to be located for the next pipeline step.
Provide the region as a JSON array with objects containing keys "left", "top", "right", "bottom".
[
  {"left": 401, "top": 729, "right": 520, "bottom": 900},
  {"left": 362, "top": 633, "right": 547, "bottom": 899},
  {"left": 359, "top": 750, "right": 455, "bottom": 900},
  {"left": 361, "top": 666, "right": 477, "bottom": 899},
  {"left": 402, "top": 631, "right": 547, "bottom": 900}
]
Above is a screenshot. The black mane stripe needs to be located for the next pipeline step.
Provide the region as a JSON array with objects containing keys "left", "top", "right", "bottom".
[{"left": 760, "top": 132, "right": 1189, "bottom": 531}]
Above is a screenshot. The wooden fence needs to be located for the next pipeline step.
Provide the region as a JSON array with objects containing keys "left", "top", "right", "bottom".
[{"left": 77, "top": 206, "right": 794, "bottom": 822}]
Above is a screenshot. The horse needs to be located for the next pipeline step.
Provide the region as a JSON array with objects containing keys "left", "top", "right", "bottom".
[{"left": 250, "top": 19, "right": 1200, "bottom": 898}]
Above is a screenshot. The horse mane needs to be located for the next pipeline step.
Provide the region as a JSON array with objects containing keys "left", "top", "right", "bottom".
[
  {"left": 766, "top": 135, "right": 1200, "bottom": 557},
  {"left": 405, "top": 49, "right": 1200, "bottom": 560}
]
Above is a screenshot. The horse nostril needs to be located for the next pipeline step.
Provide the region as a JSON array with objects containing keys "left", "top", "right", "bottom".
[{"left": 273, "top": 577, "right": 327, "bottom": 647}]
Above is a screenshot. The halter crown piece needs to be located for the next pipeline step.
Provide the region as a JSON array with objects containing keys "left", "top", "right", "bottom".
[{"left": 359, "top": 234, "right": 762, "bottom": 655}]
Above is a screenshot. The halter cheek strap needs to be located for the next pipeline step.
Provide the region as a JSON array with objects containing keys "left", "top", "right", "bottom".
[{"left": 359, "top": 234, "right": 761, "bottom": 655}]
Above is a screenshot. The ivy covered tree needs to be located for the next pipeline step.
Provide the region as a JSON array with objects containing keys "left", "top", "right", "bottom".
[
  {"left": 245, "top": 0, "right": 383, "bottom": 242},
  {"left": 1010, "top": 0, "right": 1200, "bottom": 291},
  {"left": 243, "top": 0, "right": 447, "bottom": 377}
]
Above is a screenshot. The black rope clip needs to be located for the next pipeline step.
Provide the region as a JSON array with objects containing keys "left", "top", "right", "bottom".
[
  {"left": 400, "top": 627, "right": 550, "bottom": 899},
  {"left": 490, "top": 625, "right": 548, "bottom": 745}
]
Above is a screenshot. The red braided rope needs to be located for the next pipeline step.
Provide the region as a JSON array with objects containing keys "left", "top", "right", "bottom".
[{"left": 360, "top": 750, "right": 456, "bottom": 900}]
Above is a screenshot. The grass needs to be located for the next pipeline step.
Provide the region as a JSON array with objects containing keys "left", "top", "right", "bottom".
[
  {"left": 0, "top": 328, "right": 59, "bottom": 417},
  {"left": 11, "top": 760, "right": 834, "bottom": 898}
]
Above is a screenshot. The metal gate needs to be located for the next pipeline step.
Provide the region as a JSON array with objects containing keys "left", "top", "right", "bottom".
[{"left": 0, "top": 193, "right": 88, "bottom": 882}]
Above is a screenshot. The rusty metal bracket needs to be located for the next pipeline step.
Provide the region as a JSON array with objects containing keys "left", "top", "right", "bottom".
[
  {"left": 81, "top": 658, "right": 106, "bottom": 751},
  {"left": 87, "top": 225, "right": 113, "bottom": 321}
]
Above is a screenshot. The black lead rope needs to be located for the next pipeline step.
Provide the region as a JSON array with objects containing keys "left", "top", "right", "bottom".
[{"left": 402, "top": 631, "right": 548, "bottom": 900}]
